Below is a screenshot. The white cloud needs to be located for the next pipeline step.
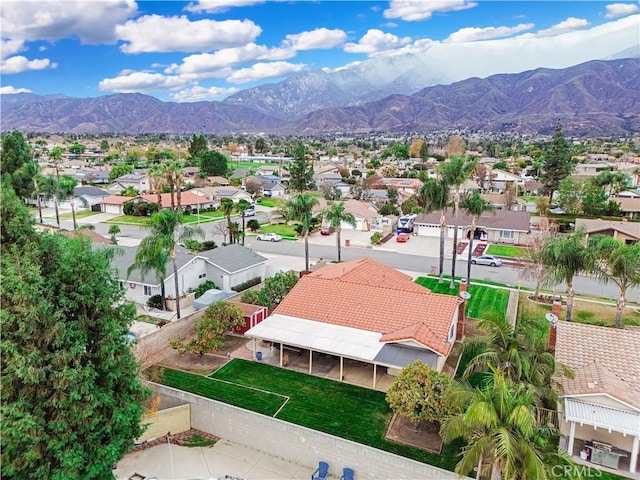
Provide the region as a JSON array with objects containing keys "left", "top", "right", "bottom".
[
  {"left": 1, "top": 0, "right": 137, "bottom": 44},
  {"left": 370, "top": 38, "right": 437, "bottom": 57},
  {"left": 1, "top": 39, "right": 26, "bottom": 60},
  {"left": 98, "top": 72, "right": 190, "bottom": 93},
  {"left": 184, "top": 0, "right": 265, "bottom": 14},
  {"left": 116, "top": 15, "right": 262, "bottom": 54},
  {"left": 0, "top": 55, "right": 57, "bottom": 74},
  {"left": 170, "top": 85, "right": 240, "bottom": 102},
  {"left": 226, "top": 61, "right": 306, "bottom": 84},
  {"left": 344, "top": 29, "right": 412, "bottom": 55},
  {"left": 384, "top": 0, "right": 477, "bottom": 22},
  {"left": 605, "top": 3, "right": 639, "bottom": 18},
  {"left": 445, "top": 23, "right": 534, "bottom": 43},
  {"left": 534, "top": 17, "right": 590, "bottom": 37},
  {"left": 283, "top": 28, "right": 347, "bottom": 51},
  {"left": 0, "top": 85, "right": 32, "bottom": 94}
]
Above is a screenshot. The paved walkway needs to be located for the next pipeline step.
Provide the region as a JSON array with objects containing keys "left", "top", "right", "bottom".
[{"left": 114, "top": 439, "right": 311, "bottom": 480}]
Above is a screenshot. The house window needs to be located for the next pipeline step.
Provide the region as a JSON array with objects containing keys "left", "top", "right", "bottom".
[
  {"left": 448, "top": 322, "right": 456, "bottom": 341},
  {"left": 198, "top": 273, "right": 207, "bottom": 279},
  {"left": 500, "top": 230, "right": 515, "bottom": 239},
  {"left": 143, "top": 285, "right": 152, "bottom": 296}
]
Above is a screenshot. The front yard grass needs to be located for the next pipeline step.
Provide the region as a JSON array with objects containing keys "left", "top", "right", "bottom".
[
  {"left": 253, "top": 222, "right": 299, "bottom": 239},
  {"left": 105, "top": 211, "right": 226, "bottom": 226},
  {"left": 153, "top": 361, "right": 460, "bottom": 471},
  {"left": 485, "top": 244, "right": 526, "bottom": 258},
  {"left": 257, "top": 197, "right": 283, "bottom": 208},
  {"left": 415, "top": 277, "right": 509, "bottom": 321}
]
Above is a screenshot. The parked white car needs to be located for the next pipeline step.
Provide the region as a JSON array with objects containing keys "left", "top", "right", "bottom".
[
  {"left": 471, "top": 254, "right": 503, "bottom": 267},
  {"left": 256, "top": 232, "right": 282, "bottom": 242}
]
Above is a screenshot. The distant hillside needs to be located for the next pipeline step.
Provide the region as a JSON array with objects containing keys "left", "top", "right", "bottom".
[{"left": 1, "top": 58, "right": 639, "bottom": 136}]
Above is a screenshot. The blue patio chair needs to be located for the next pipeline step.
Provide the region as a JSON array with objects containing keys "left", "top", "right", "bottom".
[
  {"left": 311, "top": 461, "right": 330, "bottom": 480},
  {"left": 340, "top": 467, "right": 355, "bottom": 480}
]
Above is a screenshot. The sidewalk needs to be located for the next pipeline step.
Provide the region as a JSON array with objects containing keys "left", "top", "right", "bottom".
[{"left": 114, "top": 439, "right": 311, "bottom": 480}]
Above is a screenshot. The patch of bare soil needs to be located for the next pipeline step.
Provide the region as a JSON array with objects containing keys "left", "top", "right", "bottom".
[
  {"left": 385, "top": 413, "right": 443, "bottom": 454},
  {"left": 156, "top": 335, "right": 248, "bottom": 375},
  {"left": 130, "top": 429, "right": 219, "bottom": 452}
]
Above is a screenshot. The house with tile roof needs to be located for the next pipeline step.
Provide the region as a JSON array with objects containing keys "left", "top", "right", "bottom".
[
  {"left": 107, "top": 173, "right": 149, "bottom": 194},
  {"left": 245, "top": 258, "right": 464, "bottom": 390},
  {"left": 575, "top": 218, "right": 640, "bottom": 244},
  {"left": 415, "top": 209, "right": 532, "bottom": 245},
  {"left": 100, "top": 191, "right": 214, "bottom": 215},
  {"left": 553, "top": 321, "right": 640, "bottom": 474},
  {"left": 612, "top": 197, "right": 640, "bottom": 220},
  {"left": 342, "top": 199, "right": 384, "bottom": 231}
]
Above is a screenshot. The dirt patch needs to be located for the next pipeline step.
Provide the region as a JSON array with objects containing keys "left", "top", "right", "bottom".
[
  {"left": 156, "top": 335, "right": 248, "bottom": 375},
  {"left": 385, "top": 413, "right": 443, "bottom": 454},
  {"left": 130, "top": 429, "right": 219, "bottom": 452}
]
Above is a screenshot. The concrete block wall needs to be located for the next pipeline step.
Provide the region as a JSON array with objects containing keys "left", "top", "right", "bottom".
[
  {"left": 139, "top": 404, "right": 191, "bottom": 442},
  {"left": 152, "top": 384, "right": 470, "bottom": 480}
]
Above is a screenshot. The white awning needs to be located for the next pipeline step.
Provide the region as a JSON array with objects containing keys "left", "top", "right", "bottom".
[
  {"left": 564, "top": 398, "right": 640, "bottom": 437},
  {"left": 245, "top": 314, "right": 384, "bottom": 361}
]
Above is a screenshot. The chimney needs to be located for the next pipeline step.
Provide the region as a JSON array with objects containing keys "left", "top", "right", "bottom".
[
  {"left": 547, "top": 300, "right": 562, "bottom": 354},
  {"left": 456, "top": 280, "right": 468, "bottom": 340}
]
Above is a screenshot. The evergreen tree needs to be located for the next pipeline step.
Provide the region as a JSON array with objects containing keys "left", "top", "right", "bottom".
[
  {"left": 200, "top": 149, "right": 228, "bottom": 177},
  {"left": 1, "top": 130, "right": 34, "bottom": 198},
  {"left": 188, "top": 134, "right": 208, "bottom": 161},
  {"left": 1, "top": 186, "right": 150, "bottom": 479},
  {"left": 540, "top": 122, "right": 573, "bottom": 201},
  {"left": 288, "top": 141, "right": 314, "bottom": 192}
]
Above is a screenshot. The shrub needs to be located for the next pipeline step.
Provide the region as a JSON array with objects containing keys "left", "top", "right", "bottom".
[
  {"left": 147, "top": 294, "right": 163, "bottom": 309},
  {"left": 247, "top": 219, "right": 260, "bottom": 232},
  {"left": 184, "top": 206, "right": 193, "bottom": 215},
  {"left": 191, "top": 280, "right": 218, "bottom": 298},
  {"left": 232, "top": 277, "right": 262, "bottom": 292},
  {"left": 379, "top": 204, "right": 398, "bottom": 215},
  {"left": 123, "top": 201, "right": 134, "bottom": 216},
  {"left": 371, "top": 232, "right": 383, "bottom": 244},
  {"left": 201, "top": 240, "right": 217, "bottom": 250},
  {"left": 183, "top": 239, "right": 203, "bottom": 251},
  {"left": 240, "top": 289, "right": 264, "bottom": 305}
]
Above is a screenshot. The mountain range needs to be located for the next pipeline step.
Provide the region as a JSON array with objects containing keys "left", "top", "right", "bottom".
[{"left": 2, "top": 58, "right": 639, "bottom": 136}]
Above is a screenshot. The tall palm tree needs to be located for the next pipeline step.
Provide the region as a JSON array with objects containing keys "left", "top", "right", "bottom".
[
  {"left": 418, "top": 177, "right": 449, "bottom": 283},
  {"left": 287, "top": 192, "right": 319, "bottom": 272},
  {"left": 540, "top": 226, "right": 593, "bottom": 322},
  {"left": 220, "top": 198, "right": 235, "bottom": 244},
  {"left": 441, "top": 368, "right": 573, "bottom": 480},
  {"left": 148, "top": 163, "right": 167, "bottom": 211},
  {"left": 323, "top": 201, "right": 356, "bottom": 262},
  {"left": 460, "top": 192, "right": 493, "bottom": 283},
  {"left": 589, "top": 236, "right": 640, "bottom": 328},
  {"left": 440, "top": 156, "right": 478, "bottom": 289},
  {"left": 128, "top": 247, "right": 169, "bottom": 310},
  {"left": 39, "top": 174, "right": 61, "bottom": 228},
  {"left": 236, "top": 199, "right": 251, "bottom": 246},
  {"left": 57, "top": 174, "right": 79, "bottom": 230},
  {"left": 138, "top": 210, "right": 204, "bottom": 319},
  {"left": 163, "top": 160, "right": 185, "bottom": 211}
]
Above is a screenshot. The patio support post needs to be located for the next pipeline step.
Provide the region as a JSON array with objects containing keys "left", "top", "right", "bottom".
[
  {"left": 253, "top": 338, "right": 257, "bottom": 361},
  {"left": 340, "top": 357, "right": 344, "bottom": 381},
  {"left": 631, "top": 435, "right": 639, "bottom": 473},
  {"left": 309, "top": 350, "right": 313, "bottom": 374},
  {"left": 567, "top": 421, "right": 576, "bottom": 455},
  {"left": 279, "top": 343, "right": 283, "bottom": 367},
  {"left": 373, "top": 364, "right": 377, "bottom": 389}
]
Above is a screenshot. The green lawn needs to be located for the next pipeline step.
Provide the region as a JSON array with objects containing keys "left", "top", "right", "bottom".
[
  {"left": 154, "top": 361, "right": 461, "bottom": 470},
  {"left": 257, "top": 197, "right": 283, "bottom": 208},
  {"left": 104, "top": 211, "right": 226, "bottom": 226},
  {"left": 415, "top": 277, "right": 509, "bottom": 321},
  {"left": 253, "top": 222, "right": 299, "bottom": 239},
  {"left": 485, "top": 245, "right": 527, "bottom": 258}
]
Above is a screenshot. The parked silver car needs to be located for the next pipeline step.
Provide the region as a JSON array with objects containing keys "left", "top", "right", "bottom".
[
  {"left": 256, "top": 232, "right": 282, "bottom": 242},
  {"left": 471, "top": 254, "right": 503, "bottom": 267}
]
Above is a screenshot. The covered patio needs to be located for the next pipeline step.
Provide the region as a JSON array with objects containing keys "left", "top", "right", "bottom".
[{"left": 245, "top": 314, "right": 442, "bottom": 392}]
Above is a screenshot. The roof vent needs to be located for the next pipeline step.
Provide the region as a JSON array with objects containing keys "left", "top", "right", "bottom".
[{"left": 587, "top": 381, "right": 599, "bottom": 389}]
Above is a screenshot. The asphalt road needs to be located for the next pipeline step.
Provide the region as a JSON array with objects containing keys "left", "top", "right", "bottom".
[{"left": 57, "top": 212, "right": 639, "bottom": 303}]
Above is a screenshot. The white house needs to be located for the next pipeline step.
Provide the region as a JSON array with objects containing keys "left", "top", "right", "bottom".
[{"left": 107, "top": 173, "right": 149, "bottom": 194}]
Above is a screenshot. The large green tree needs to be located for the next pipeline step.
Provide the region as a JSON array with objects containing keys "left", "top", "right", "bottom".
[
  {"left": 108, "top": 162, "right": 134, "bottom": 182},
  {"left": 200, "top": 150, "right": 228, "bottom": 177},
  {"left": 419, "top": 177, "right": 449, "bottom": 283},
  {"left": 440, "top": 156, "right": 477, "bottom": 289},
  {"left": 137, "top": 210, "right": 203, "bottom": 319},
  {"left": 1, "top": 186, "right": 150, "bottom": 479},
  {"left": 1, "top": 129, "right": 34, "bottom": 198},
  {"left": 386, "top": 360, "right": 459, "bottom": 430},
  {"left": 589, "top": 236, "right": 640, "bottom": 328},
  {"left": 540, "top": 121, "right": 573, "bottom": 201},
  {"left": 188, "top": 134, "right": 208, "bottom": 161},
  {"left": 287, "top": 192, "right": 319, "bottom": 272},
  {"left": 288, "top": 141, "right": 314, "bottom": 192},
  {"left": 322, "top": 201, "right": 356, "bottom": 262}
]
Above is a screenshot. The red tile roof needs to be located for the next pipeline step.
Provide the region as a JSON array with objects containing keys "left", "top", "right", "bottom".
[{"left": 273, "top": 258, "right": 459, "bottom": 356}]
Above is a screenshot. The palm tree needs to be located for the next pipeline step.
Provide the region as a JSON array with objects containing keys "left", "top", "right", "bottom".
[
  {"left": 128, "top": 245, "right": 169, "bottom": 311},
  {"left": 287, "top": 193, "right": 319, "bottom": 272},
  {"left": 589, "top": 236, "right": 640, "bottom": 328},
  {"left": 19, "top": 161, "right": 43, "bottom": 222},
  {"left": 164, "top": 160, "right": 185, "bottom": 211},
  {"left": 323, "top": 201, "right": 356, "bottom": 262},
  {"left": 39, "top": 174, "right": 61, "bottom": 228},
  {"left": 57, "top": 174, "right": 79, "bottom": 230},
  {"left": 540, "top": 226, "right": 593, "bottom": 322},
  {"left": 441, "top": 368, "right": 573, "bottom": 480},
  {"left": 148, "top": 163, "right": 167, "bottom": 211},
  {"left": 418, "top": 178, "right": 449, "bottom": 283},
  {"left": 460, "top": 192, "right": 493, "bottom": 283},
  {"left": 108, "top": 224, "right": 121, "bottom": 244},
  {"left": 236, "top": 199, "right": 251, "bottom": 246},
  {"left": 138, "top": 210, "right": 204, "bottom": 319},
  {"left": 440, "top": 156, "right": 478, "bottom": 289},
  {"left": 220, "top": 198, "right": 235, "bottom": 244}
]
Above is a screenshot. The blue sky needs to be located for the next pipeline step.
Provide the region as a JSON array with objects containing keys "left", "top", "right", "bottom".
[{"left": 1, "top": 1, "right": 638, "bottom": 102}]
